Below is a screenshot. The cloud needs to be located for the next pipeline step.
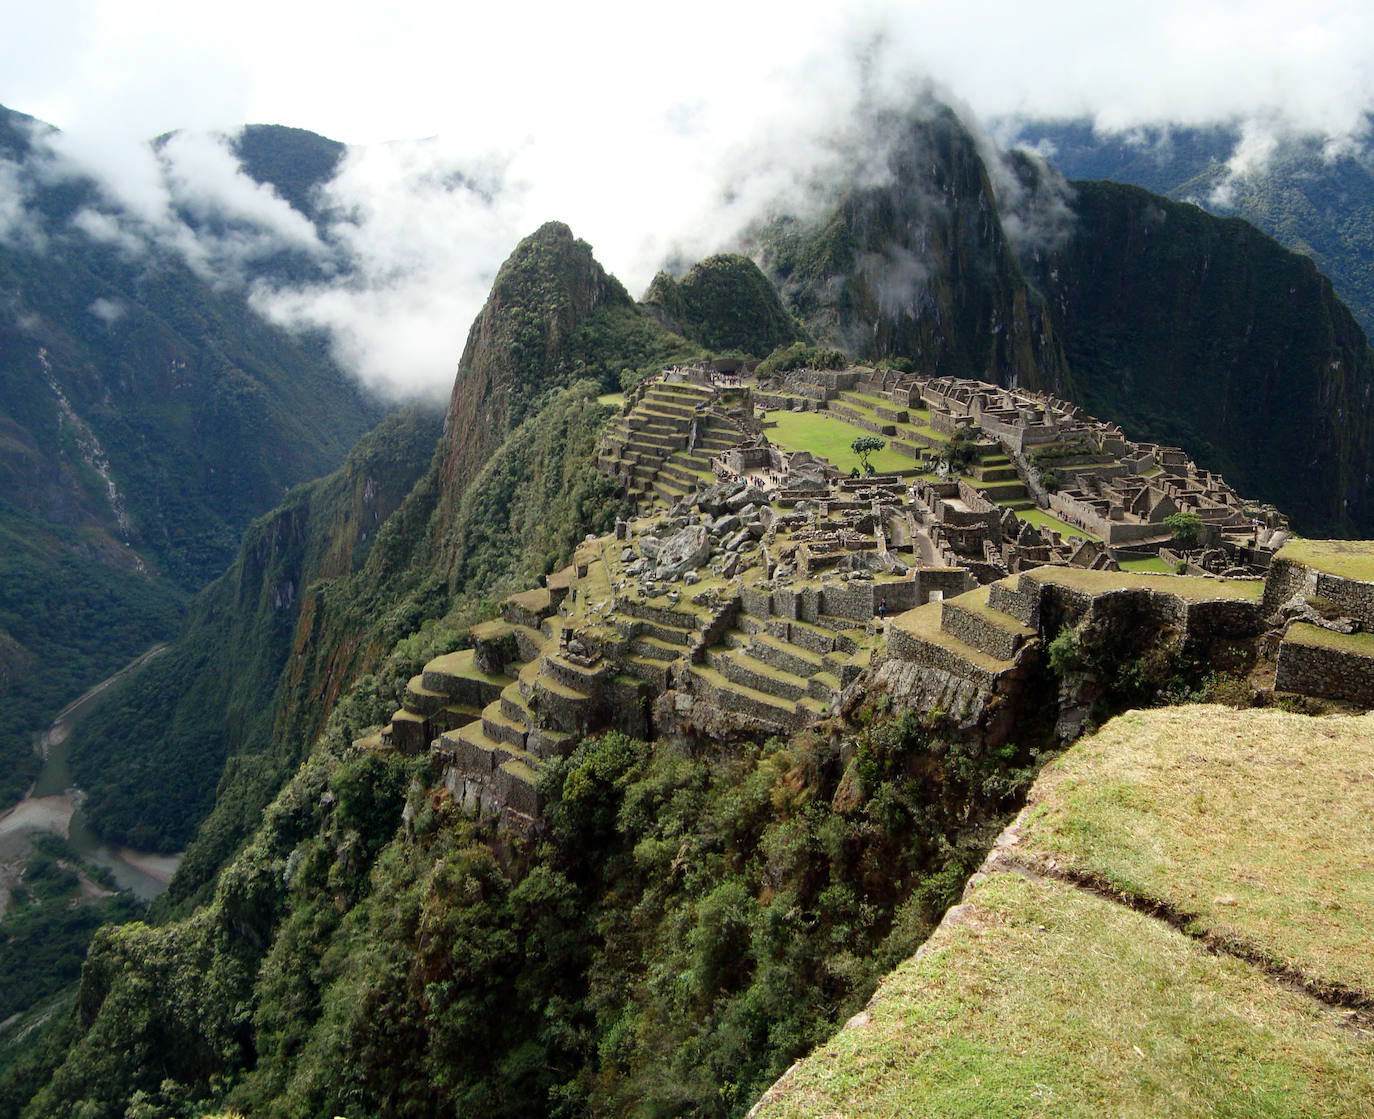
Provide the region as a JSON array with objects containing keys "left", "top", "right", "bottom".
[
  {"left": 1, "top": 0, "right": 1371, "bottom": 397},
  {"left": 88, "top": 297, "right": 124, "bottom": 326}
]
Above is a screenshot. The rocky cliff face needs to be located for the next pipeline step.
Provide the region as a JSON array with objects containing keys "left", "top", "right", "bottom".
[
  {"left": 752, "top": 106, "right": 1067, "bottom": 389},
  {"left": 1033, "top": 181, "right": 1374, "bottom": 536}
]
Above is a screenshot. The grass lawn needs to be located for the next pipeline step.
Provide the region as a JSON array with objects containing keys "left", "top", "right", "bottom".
[
  {"left": 1118, "top": 556, "right": 1174, "bottom": 574},
  {"left": 1015, "top": 507, "right": 1099, "bottom": 543},
  {"left": 764, "top": 410, "right": 918, "bottom": 475},
  {"left": 596, "top": 391, "right": 625, "bottom": 408},
  {"left": 1283, "top": 621, "right": 1374, "bottom": 655},
  {"left": 1278, "top": 538, "right": 1374, "bottom": 583}
]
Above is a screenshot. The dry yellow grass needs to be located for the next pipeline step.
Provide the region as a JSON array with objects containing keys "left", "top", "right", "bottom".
[
  {"left": 1016, "top": 705, "right": 1374, "bottom": 996},
  {"left": 751, "top": 871, "right": 1374, "bottom": 1118}
]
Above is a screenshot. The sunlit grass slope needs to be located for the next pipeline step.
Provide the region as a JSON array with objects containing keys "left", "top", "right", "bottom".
[{"left": 750, "top": 705, "right": 1374, "bottom": 1118}]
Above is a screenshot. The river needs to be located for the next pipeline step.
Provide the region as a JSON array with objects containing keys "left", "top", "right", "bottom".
[{"left": 0, "top": 645, "right": 183, "bottom": 903}]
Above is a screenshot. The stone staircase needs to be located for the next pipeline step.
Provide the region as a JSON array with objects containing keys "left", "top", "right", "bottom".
[
  {"left": 688, "top": 594, "right": 875, "bottom": 733},
  {"left": 598, "top": 382, "right": 744, "bottom": 508},
  {"left": 967, "top": 449, "right": 1034, "bottom": 510}
]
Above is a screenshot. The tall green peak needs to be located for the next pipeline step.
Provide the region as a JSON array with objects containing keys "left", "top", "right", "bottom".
[
  {"left": 231, "top": 124, "right": 346, "bottom": 220},
  {"left": 440, "top": 222, "right": 648, "bottom": 514},
  {"left": 644, "top": 253, "right": 804, "bottom": 356}
]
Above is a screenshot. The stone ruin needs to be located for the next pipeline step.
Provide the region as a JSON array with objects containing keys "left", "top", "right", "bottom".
[{"left": 353, "top": 368, "right": 1368, "bottom": 832}]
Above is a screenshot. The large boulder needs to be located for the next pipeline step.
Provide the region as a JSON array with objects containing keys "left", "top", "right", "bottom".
[{"left": 656, "top": 524, "right": 711, "bottom": 581}]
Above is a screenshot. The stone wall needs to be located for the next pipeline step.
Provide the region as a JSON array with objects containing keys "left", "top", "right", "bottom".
[
  {"left": 1275, "top": 636, "right": 1374, "bottom": 703},
  {"left": 941, "top": 602, "right": 1023, "bottom": 661},
  {"left": 885, "top": 626, "right": 999, "bottom": 692},
  {"left": 1315, "top": 572, "right": 1374, "bottom": 628}
]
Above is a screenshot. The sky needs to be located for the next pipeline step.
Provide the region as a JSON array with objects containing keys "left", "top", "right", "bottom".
[{"left": 2, "top": 0, "right": 1373, "bottom": 397}]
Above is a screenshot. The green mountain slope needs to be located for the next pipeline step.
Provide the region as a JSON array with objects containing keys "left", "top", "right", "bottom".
[
  {"left": 64, "top": 404, "right": 443, "bottom": 854},
  {"left": 643, "top": 253, "right": 804, "bottom": 355},
  {"left": 1006, "top": 116, "right": 1374, "bottom": 347},
  {"left": 750, "top": 105, "right": 1066, "bottom": 387},
  {"left": 0, "top": 104, "right": 385, "bottom": 813}
]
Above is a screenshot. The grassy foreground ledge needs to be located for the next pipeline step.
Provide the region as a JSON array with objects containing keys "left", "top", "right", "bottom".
[{"left": 749, "top": 706, "right": 1374, "bottom": 1118}]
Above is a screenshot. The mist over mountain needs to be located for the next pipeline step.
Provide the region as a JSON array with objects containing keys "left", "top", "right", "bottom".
[
  {"left": 0, "top": 103, "right": 383, "bottom": 807},
  {"left": 1004, "top": 115, "right": 1374, "bottom": 347}
]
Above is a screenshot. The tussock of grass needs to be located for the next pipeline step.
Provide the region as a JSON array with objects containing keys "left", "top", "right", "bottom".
[
  {"left": 1018, "top": 705, "right": 1374, "bottom": 995},
  {"left": 752, "top": 870, "right": 1374, "bottom": 1118},
  {"left": 1279, "top": 538, "right": 1374, "bottom": 583}
]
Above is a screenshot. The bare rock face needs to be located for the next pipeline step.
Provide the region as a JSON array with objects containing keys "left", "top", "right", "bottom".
[{"left": 656, "top": 524, "right": 710, "bottom": 581}]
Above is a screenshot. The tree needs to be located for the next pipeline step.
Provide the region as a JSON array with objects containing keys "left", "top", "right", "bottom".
[
  {"left": 851, "top": 435, "right": 886, "bottom": 474},
  {"left": 1164, "top": 510, "right": 1204, "bottom": 545}
]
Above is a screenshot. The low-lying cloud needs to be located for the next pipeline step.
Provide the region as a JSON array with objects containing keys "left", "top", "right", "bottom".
[{"left": 1, "top": 1, "right": 1370, "bottom": 398}]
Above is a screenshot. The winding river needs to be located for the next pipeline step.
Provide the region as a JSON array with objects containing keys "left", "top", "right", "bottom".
[{"left": 0, "top": 645, "right": 182, "bottom": 902}]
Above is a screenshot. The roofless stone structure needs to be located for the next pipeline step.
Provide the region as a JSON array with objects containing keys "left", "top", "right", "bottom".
[{"left": 353, "top": 360, "right": 1373, "bottom": 830}]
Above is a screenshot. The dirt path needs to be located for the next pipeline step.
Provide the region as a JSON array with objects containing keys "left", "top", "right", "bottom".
[{"left": 38, "top": 643, "right": 170, "bottom": 761}]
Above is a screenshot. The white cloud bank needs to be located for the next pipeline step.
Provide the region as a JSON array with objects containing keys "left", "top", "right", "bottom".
[{"left": 1, "top": 1, "right": 1371, "bottom": 397}]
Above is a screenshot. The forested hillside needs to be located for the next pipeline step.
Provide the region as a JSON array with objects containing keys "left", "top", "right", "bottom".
[{"left": 0, "top": 104, "right": 383, "bottom": 811}]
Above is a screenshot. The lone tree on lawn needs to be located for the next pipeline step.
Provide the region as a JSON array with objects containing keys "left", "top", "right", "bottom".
[
  {"left": 851, "top": 434, "right": 886, "bottom": 474},
  {"left": 1164, "top": 510, "right": 1204, "bottom": 546}
]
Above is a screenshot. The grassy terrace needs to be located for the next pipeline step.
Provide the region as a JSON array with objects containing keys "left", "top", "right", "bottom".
[
  {"left": 1018, "top": 705, "right": 1374, "bottom": 995},
  {"left": 1012, "top": 507, "right": 1099, "bottom": 543},
  {"left": 764, "top": 410, "right": 919, "bottom": 474},
  {"left": 1283, "top": 621, "right": 1374, "bottom": 655},
  {"left": 889, "top": 600, "right": 1012, "bottom": 671},
  {"left": 1278, "top": 538, "right": 1374, "bottom": 582},
  {"left": 1022, "top": 565, "right": 1264, "bottom": 602},
  {"left": 1119, "top": 555, "right": 1174, "bottom": 574},
  {"left": 751, "top": 705, "right": 1374, "bottom": 1118}
]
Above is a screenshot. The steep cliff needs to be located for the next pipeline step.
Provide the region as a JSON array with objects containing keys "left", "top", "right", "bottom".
[
  {"left": 438, "top": 222, "right": 633, "bottom": 511},
  {"left": 1034, "top": 180, "right": 1374, "bottom": 536},
  {"left": 65, "top": 404, "right": 444, "bottom": 853},
  {"left": 752, "top": 105, "right": 1067, "bottom": 389}
]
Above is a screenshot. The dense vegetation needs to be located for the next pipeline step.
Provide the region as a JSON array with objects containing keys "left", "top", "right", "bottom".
[
  {"left": 66, "top": 404, "right": 445, "bottom": 853},
  {"left": 16, "top": 687, "right": 1044, "bottom": 1119},
  {"left": 643, "top": 255, "right": 804, "bottom": 356},
  {"left": 0, "top": 513, "right": 185, "bottom": 806},
  {"left": 0, "top": 836, "right": 143, "bottom": 1023}
]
